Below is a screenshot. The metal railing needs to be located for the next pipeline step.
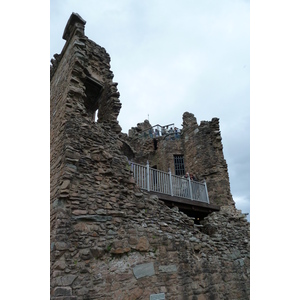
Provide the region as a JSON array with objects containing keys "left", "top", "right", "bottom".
[
  {"left": 136, "top": 123, "right": 181, "bottom": 140},
  {"left": 130, "top": 161, "right": 209, "bottom": 204}
]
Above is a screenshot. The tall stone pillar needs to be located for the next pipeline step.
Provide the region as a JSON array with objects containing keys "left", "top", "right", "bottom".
[{"left": 181, "top": 112, "right": 234, "bottom": 206}]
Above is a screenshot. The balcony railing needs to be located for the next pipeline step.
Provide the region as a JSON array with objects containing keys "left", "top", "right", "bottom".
[
  {"left": 134, "top": 123, "right": 181, "bottom": 140},
  {"left": 130, "top": 161, "right": 210, "bottom": 204}
]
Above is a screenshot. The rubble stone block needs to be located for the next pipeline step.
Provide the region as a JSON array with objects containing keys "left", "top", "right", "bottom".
[
  {"left": 53, "top": 286, "right": 72, "bottom": 296},
  {"left": 133, "top": 262, "right": 155, "bottom": 279}
]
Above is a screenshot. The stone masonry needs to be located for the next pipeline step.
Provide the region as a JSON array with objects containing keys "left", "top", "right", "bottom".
[{"left": 50, "top": 13, "right": 250, "bottom": 300}]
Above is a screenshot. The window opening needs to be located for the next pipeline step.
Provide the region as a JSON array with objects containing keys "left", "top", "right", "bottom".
[
  {"left": 83, "top": 76, "right": 103, "bottom": 121},
  {"left": 153, "top": 138, "right": 158, "bottom": 150},
  {"left": 174, "top": 155, "right": 185, "bottom": 176}
]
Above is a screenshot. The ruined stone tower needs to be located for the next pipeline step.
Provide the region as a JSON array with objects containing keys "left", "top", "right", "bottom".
[{"left": 50, "top": 13, "right": 249, "bottom": 300}]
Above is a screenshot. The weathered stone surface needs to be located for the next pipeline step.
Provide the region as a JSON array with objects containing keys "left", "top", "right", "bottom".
[
  {"left": 73, "top": 215, "right": 112, "bottom": 222},
  {"left": 90, "top": 247, "right": 105, "bottom": 258},
  {"left": 51, "top": 297, "right": 77, "bottom": 300},
  {"left": 158, "top": 264, "right": 177, "bottom": 273},
  {"left": 150, "top": 293, "right": 165, "bottom": 300},
  {"left": 55, "top": 242, "right": 68, "bottom": 251},
  {"left": 71, "top": 209, "right": 87, "bottom": 215},
  {"left": 53, "top": 259, "right": 67, "bottom": 270},
  {"left": 52, "top": 286, "right": 72, "bottom": 296},
  {"left": 136, "top": 236, "right": 149, "bottom": 251},
  {"left": 60, "top": 180, "right": 70, "bottom": 190},
  {"left": 133, "top": 262, "right": 155, "bottom": 279},
  {"left": 53, "top": 275, "right": 77, "bottom": 286}
]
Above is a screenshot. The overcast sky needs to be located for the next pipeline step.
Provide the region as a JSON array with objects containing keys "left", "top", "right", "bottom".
[{"left": 50, "top": 0, "right": 250, "bottom": 220}]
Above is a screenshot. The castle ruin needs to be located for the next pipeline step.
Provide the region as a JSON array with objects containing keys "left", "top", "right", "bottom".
[{"left": 50, "top": 13, "right": 250, "bottom": 300}]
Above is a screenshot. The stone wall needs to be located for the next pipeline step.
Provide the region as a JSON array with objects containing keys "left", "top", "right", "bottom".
[{"left": 50, "top": 13, "right": 250, "bottom": 300}]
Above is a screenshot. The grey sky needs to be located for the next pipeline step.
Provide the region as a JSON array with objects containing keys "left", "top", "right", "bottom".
[{"left": 50, "top": 0, "right": 250, "bottom": 220}]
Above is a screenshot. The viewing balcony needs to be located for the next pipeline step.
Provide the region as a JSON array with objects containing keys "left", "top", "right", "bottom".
[{"left": 130, "top": 161, "right": 220, "bottom": 223}]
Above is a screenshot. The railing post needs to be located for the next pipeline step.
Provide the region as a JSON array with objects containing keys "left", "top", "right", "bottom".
[
  {"left": 188, "top": 173, "right": 193, "bottom": 200},
  {"left": 204, "top": 180, "right": 209, "bottom": 204},
  {"left": 146, "top": 161, "right": 150, "bottom": 191},
  {"left": 169, "top": 168, "right": 173, "bottom": 196}
]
